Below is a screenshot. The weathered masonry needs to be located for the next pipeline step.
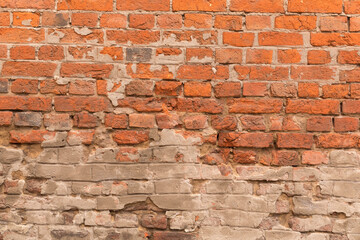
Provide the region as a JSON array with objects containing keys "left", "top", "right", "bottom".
[{"left": 0, "top": 0, "right": 360, "bottom": 239}]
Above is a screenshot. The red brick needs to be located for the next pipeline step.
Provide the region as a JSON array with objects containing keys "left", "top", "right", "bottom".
[
  {"left": 47, "top": 29, "right": 103, "bottom": 44},
  {"left": 42, "top": 12, "right": 69, "bottom": 26},
  {"left": 0, "top": 45, "right": 7, "bottom": 59},
  {"left": 288, "top": 0, "right": 342, "bottom": 13},
  {"left": 351, "top": 84, "right": 360, "bottom": 98},
  {"left": 156, "top": 113, "right": 181, "bottom": 129},
  {"left": 184, "top": 82, "right": 212, "bottom": 97},
  {"left": 100, "top": 14, "right": 126, "bottom": 28},
  {"left": 0, "top": 112, "right": 12, "bottom": 126},
  {"left": 163, "top": 30, "right": 217, "bottom": 46},
  {"left": 1, "top": 0, "right": 55, "bottom": 9},
  {"left": 343, "top": 100, "right": 360, "bottom": 114},
  {"left": 129, "top": 114, "right": 156, "bottom": 128},
  {"left": 10, "top": 130, "right": 55, "bottom": 144},
  {"left": 13, "top": 12, "right": 40, "bottom": 27},
  {"left": 286, "top": 99, "right": 340, "bottom": 115},
  {"left": 177, "top": 65, "right": 228, "bottom": 80},
  {"left": 0, "top": 28, "right": 44, "bottom": 43},
  {"left": 228, "top": 99, "right": 283, "bottom": 114},
  {"left": 320, "top": 16, "right": 348, "bottom": 31},
  {"left": 338, "top": 50, "right": 360, "bottom": 65},
  {"left": 113, "top": 130, "right": 149, "bottom": 145},
  {"left": 58, "top": 0, "right": 113, "bottom": 11},
  {"left": 270, "top": 83, "right": 297, "bottom": 98},
  {"left": 44, "top": 113, "right": 72, "bottom": 131},
  {"left": 306, "top": 116, "right": 332, "bottom": 132},
  {"left": 173, "top": 0, "right": 226, "bottom": 11},
  {"left": 186, "top": 48, "right": 213, "bottom": 62},
  {"left": 216, "top": 49, "right": 242, "bottom": 64},
  {"left": 240, "top": 115, "right": 266, "bottom": 131},
  {"left": 218, "top": 132, "right": 273, "bottom": 148},
  {"left": 105, "top": 114, "right": 128, "bottom": 129},
  {"left": 350, "top": 17, "right": 360, "bottom": 31},
  {"left": 316, "top": 134, "right": 359, "bottom": 148},
  {"left": 10, "top": 46, "right": 36, "bottom": 61},
  {"left": 183, "top": 115, "right": 208, "bottom": 129},
  {"left": 2, "top": 61, "right": 56, "bottom": 77},
  {"left": 99, "top": 47, "right": 123, "bottom": 61},
  {"left": 38, "top": 46, "right": 64, "bottom": 60},
  {"left": 308, "top": 50, "right": 331, "bottom": 65},
  {"left": 125, "top": 81, "right": 153, "bottom": 97},
  {"left": 277, "top": 133, "right": 314, "bottom": 149},
  {"left": 243, "top": 82, "right": 268, "bottom": 97},
  {"left": 223, "top": 32, "right": 255, "bottom": 47},
  {"left": 211, "top": 115, "right": 237, "bottom": 130},
  {"left": 246, "top": 49, "right": 273, "bottom": 64},
  {"left": 272, "top": 150, "right": 300, "bottom": 166},
  {"left": 298, "top": 82, "right": 319, "bottom": 98},
  {"left": 233, "top": 150, "right": 256, "bottom": 164},
  {"left": 176, "top": 98, "right": 223, "bottom": 114},
  {"left": 278, "top": 49, "right": 301, "bottom": 64},
  {"left": 40, "top": 80, "right": 68, "bottom": 95},
  {"left": 157, "top": 14, "right": 182, "bottom": 29},
  {"left": 291, "top": 66, "right": 335, "bottom": 80},
  {"left": 246, "top": 15, "right": 271, "bottom": 30},
  {"left": 334, "top": 117, "right": 359, "bottom": 132},
  {"left": 259, "top": 32, "right": 303, "bottom": 46},
  {"left": 69, "top": 81, "right": 95, "bottom": 96},
  {"left": 214, "top": 82, "right": 241, "bottom": 98},
  {"left": 67, "top": 130, "right": 94, "bottom": 145},
  {"left": 230, "top": 0, "right": 284, "bottom": 12},
  {"left": 118, "top": 0, "right": 170, "bottom": 11},
  {"left": 118, "top": 97, "right": 163, "bottom": 112},
  {"left": 60, "top": 63, "right": 113, "bottom": 79},
  {"left": 140, "top": 214, "right": 167, "bottom": 230},
  {"left": 322, "top": 84, "right": 349, "bottom": 99},
  {"left": 73, "top": 112, "right": 98, "bottom": 128},
  {"left": 302, "top": 151, "right": 328, "bottom": 165},
  {"left": 155, "top": 81, "right": 182, "bottom": 96},
  {"left": 215, "top": 15, "right": 242, "bottom": 31},
  {"left": 185, "top": 14, "right": 212, "bottom": 29},
  {"left": 129, "top": 14, "right": 155, "bottom": 30},
  {"left": 275, "top": 16, "right": 317, "bottom": 30},
  {"left": 0, "top": 12, "right": 10, "bottom": 26},
  {"left": 11, "top": 79, "right": 38, "bottom": 94},
  {"left": 311, "top": 33, "right": 360, "bottom": 47},
  {"left": 345, "top": 0, "right": 360, "bottom": 14},
  {"left": 71, "top": 12, "right": 98, "bottom": 27},
  {"left": 54, "top": 97, "right": 110, "bottom": 112},
  {"left": 341, "top": 68, "right": 360, "bottom": 83}
]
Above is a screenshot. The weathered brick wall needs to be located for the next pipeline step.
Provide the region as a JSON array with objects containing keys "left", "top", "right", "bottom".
[{"left": 0, "top": 0, "right": 360, "bottom": 239}]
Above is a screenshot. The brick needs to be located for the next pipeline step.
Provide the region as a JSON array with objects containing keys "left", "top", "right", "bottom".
[
  {"left": 350, "top": 17, "right": 360, "bottom": 31},
  {"left": 173, "top": 0, "right": 226, "bottom": 11},
  {"left": 13, "top": 12, "right": 40, "bottom": 27},
  {"left": 157, "top": 14, "right": 182, "bottom": 29},
  {"left": 240, "top": 115, "right": 265, "bottom": 131},
  {"left": 345, "top": 1, "right": 360, "bottom": 14},
  {"left": 60, "top": 63, "right": 113, "bottom": 78},
  {"left": 306, "top": 116, "right": 332, "bottom": 132},
  {"left": 54, "top": 97, "right": 110, "bottom": 112},
  {"left": 184, "top": 82, "right": 212, "bottom": 97},
  {"left": 14, "top": 112, "right": 42, "bottom": 127},
  {"left": 10, "top": 130, "right": 55, "bottom": 144},
  {"left": 259, "top": 32, "right": 303, "bottom": 46},
  {"left": 100, "top": 47, "right": 123, "bottom": 61},
  {"left": 118, "top": 97, "right": 163, "bottom": 112},
  {"left": 316, "top": 133, "right": 359, "bottom": 149},
  {"left": 223, "top": 32, "right": 255, "bottom": 47},
  {"left": 69, "top": 81, "right": 95, "bottom": 95},
  {"left": 127, "top": 64, "right": 173, "bottom": 79},
  {"left": 71, "top": 12, "right": 98, "bottom": 27},
  {"left": 322, "top": 84, "right": 349, "bottom": 99},
  {"left": 211, "top": 115, "right": 237, "bottom": 130},
  {"left": 351, "top": 84, "right": 360, "bottom": 98},
  {"left": 272, "top": 150, "right": 300, "bottom": 166},
  {"left": 243, "top": 82, "right": 267, "bottom": 97},
  {"left": 129, "top": 14, "right": 155, "bottom": 30},
  {"left": 118, "top": 0, "right": 170, "bottom": 11},
  {"left": 246, "top": 49, "right": 273, "bottom": 64},
  {"left": 1, "top": 0, "right": 55, "bottom": 9},
  {"left": 246, "top": 15, "right": 271, "bottom": 30},
  {"left": 218, "top": 132, "right": 273, "bottom": 148},
  {"left": 40, "top": 81, "right": 68, "bottom": 95},
  {"left": 232, "top": 150, "right": 256, "bottom": 164},
  {"left": 341, "top": 68, "right": 360, "bottom": 82},
  {"left": 163, "top": 30, "right": 217, "bottom": 45},
  {"left": 2, "top": 61, "right": 56, "bottom": 77},
  {"left": 100, "top": 14, "right": 126, "bottom": 28},
  {"left": 11, "top": 79, "right": 38, "bottom": 94},
  {"left": 184, "top": 115, "right": 207, "bottom": 129},
  {"left": 154, "top": 232, "right": 196, "bottom": 240},
  {"left": 275, "top": 16, "right": 317, "bottom": 30},
  {"left": 126, "top": 48, "right": 152, "bottom": 62},
  {"left": 334, "top": 117, "right": 359, "bottom": 132},
  {"left": 140, "top": 214, "right": 167, "bottom": 229},
  {"left": 0, "top": 96, "right": 51, "bottom": 111},
  {"left": 308, "top": 50, "right": 331, "bottom": 65},
  {"left": 342, "top": 100, "right": 360, "bottom": 114},
  {"left": 186, "top": 48, "right": 213, "bottom": 63},
  {"left": 74, "top": 112, "right": 98, "bottom": 128},
  {"left": 214, "top": 82, "right": 241, "bottom": 98},
  {"left": 216, "top": 48, "right": 243, "bottom": 64},
  {"left": 156, "top": 114, "right": 181, "bottom": 129},
  {"left": 105, "top": 114, "right": 128, "bottom": 129},
  {"left": 178, "top": 65, "right": 228, "bottom": 80},
  {"left": 185, "top": 14, "right": 212, "bottom": 29},
  {"left": 113, "top": 130, "right": 149, "bottom": 145},
  {"left": 302, "top": 151, "right": 328, "bottom": 165},
  {"left": 58, "top": 0, "right": 113, "bottom": 11},
  {"left": 125, "top": 80, "right": 153, "bottom": 96},
  {"left": 288, "top": 0, "right": 342, "bottom": 13},
  {"left": 298, "top": 82, "right": 319, "bottom": 98},
  {"left": 0, "top": 28, "right": 44, "bottom": 43},
  {"left": 176, "top": 98, "right": 223, "bottom": 113},
  {"left": 228, "top": 99, "right": 283, "bottom": 113},
  {"left": 0, "top": 112, "right": 12, "bottom": 126},
  {"left": 44, "top": 113, "right": 72, "bottom": 131},
  {"left": 278, "top": 49, "right": 301, "bottom": 64},
  {"left": 270, "top": 83, "right": 297, "bottom": 98},
  {"left": 0, "top": 79, "right": 8, "bottom": 93},
  {"left": 286, "top": 99, "right": 340, "bottom": 115},
  {"left": 129, "top": 114, "right": 156, "bottom": 128},
  {"left": 67, "top": 130, "right": 94, "bottom": 145},
  {"left": 291, "top": 66, "right": 335, "bottom": 80},
  {"left": 238, "top": 66, "right": 289, "bottom": 81},
  {"left": 311, "top": 33, "right": 360, "bottom": 47},
  {"left": 320, "top": 16, "right": 348, "bottom": 31},
  {"left": 0, "top": 45, "right": 7, "bottom": 59},
  {"left": 230, "top": 0, "right": 284, "bottom": 12},
  {"left": 277, "top": 133, "right": 313, "bottom": 149},
  {"left": 38, "top": 46, "right": 64, "bottom": 60},
  {"left": 10, "top": 46, "right": 35, "bottom": 60},
  {"left": 0, "top": 12, "right": 10, "bottom": 26},
  {"left": 42, "top": 12, "right": 69, "bottom": 26},
  {"left": 155, "top": 81, "right": 182, "bottom": 96},
  {"left": 215, "top": 15, "right": 242, "bottom": 31}
]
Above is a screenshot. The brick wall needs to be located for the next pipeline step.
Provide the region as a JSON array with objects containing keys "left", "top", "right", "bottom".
[{"left": 0, "top": 0, "right": 359, "bottom": 239}]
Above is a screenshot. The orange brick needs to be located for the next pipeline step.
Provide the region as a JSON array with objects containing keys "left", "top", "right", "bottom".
[
  {"left": 230, "top": 0, "right": 284, "bottom": 12},
  {"left": 0, "top": 12, "right": 10, "bottom": 26},
  {"left": 275, "top": 16, "right": 316, "bottom": 30},
  {"left": 320, "top": 16, "right": 348, "bottom": 31},
  {"left": 184, "top": 82, "right": 212, "bottom": 97},
  {"left": 307, "top": 50, "right": 331, "bottom": 65},
  {"left": 298, "top": 82, "right": 319, "bottom": 98},
  {"left": 223, "top": 32, "right": 255, "bottom": 47},
  {"left": 184, "top": 14, "right": 212, "bottom": 29},
  {"left": 288, "top": 0, "right": 342, "bottom": 13},
  {"left": 173, "top": 0, "right": 226, "bottom": 11},
  {"left": 215, "top": 15, "right": 242, "bottom": 31},
  {"left": 259, "top": 32, "right": 303, "bottom": 46},
  {"left": 13, "top": 12, "right": 40, "bottom": 27},
  {"left": 10, "top": 46, "right": 35, "bottom": 60},
  {"left": 278, "top": 49, "right": 301, "bottom": 64},
  {"left": 243, "top": 82, "right": 267, "bottom": 97},
  {"left": 216, "top": 49, "right": 242, "bottom": 64},
  {"left": 246, "top": 15, "right": 271, "bottom": 30},
  {"left": 129, "top": 14, "right": 155, "bottom": 30},
  {"left": 100, "top": 14, "right": 126, "bottom": 28},
  {"left": 157, "top": 14, "right": 182, "bottom": 29},
  {"left": 72, "top": 12, "right": 98, "bottom": 27},
  {"left": 246, "top": 49, "right": 273, "bottom": 64}
]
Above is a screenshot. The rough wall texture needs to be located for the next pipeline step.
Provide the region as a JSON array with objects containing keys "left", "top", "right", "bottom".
[{"left": 1, "top": 0, "right": 360, "bottom": 239}]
